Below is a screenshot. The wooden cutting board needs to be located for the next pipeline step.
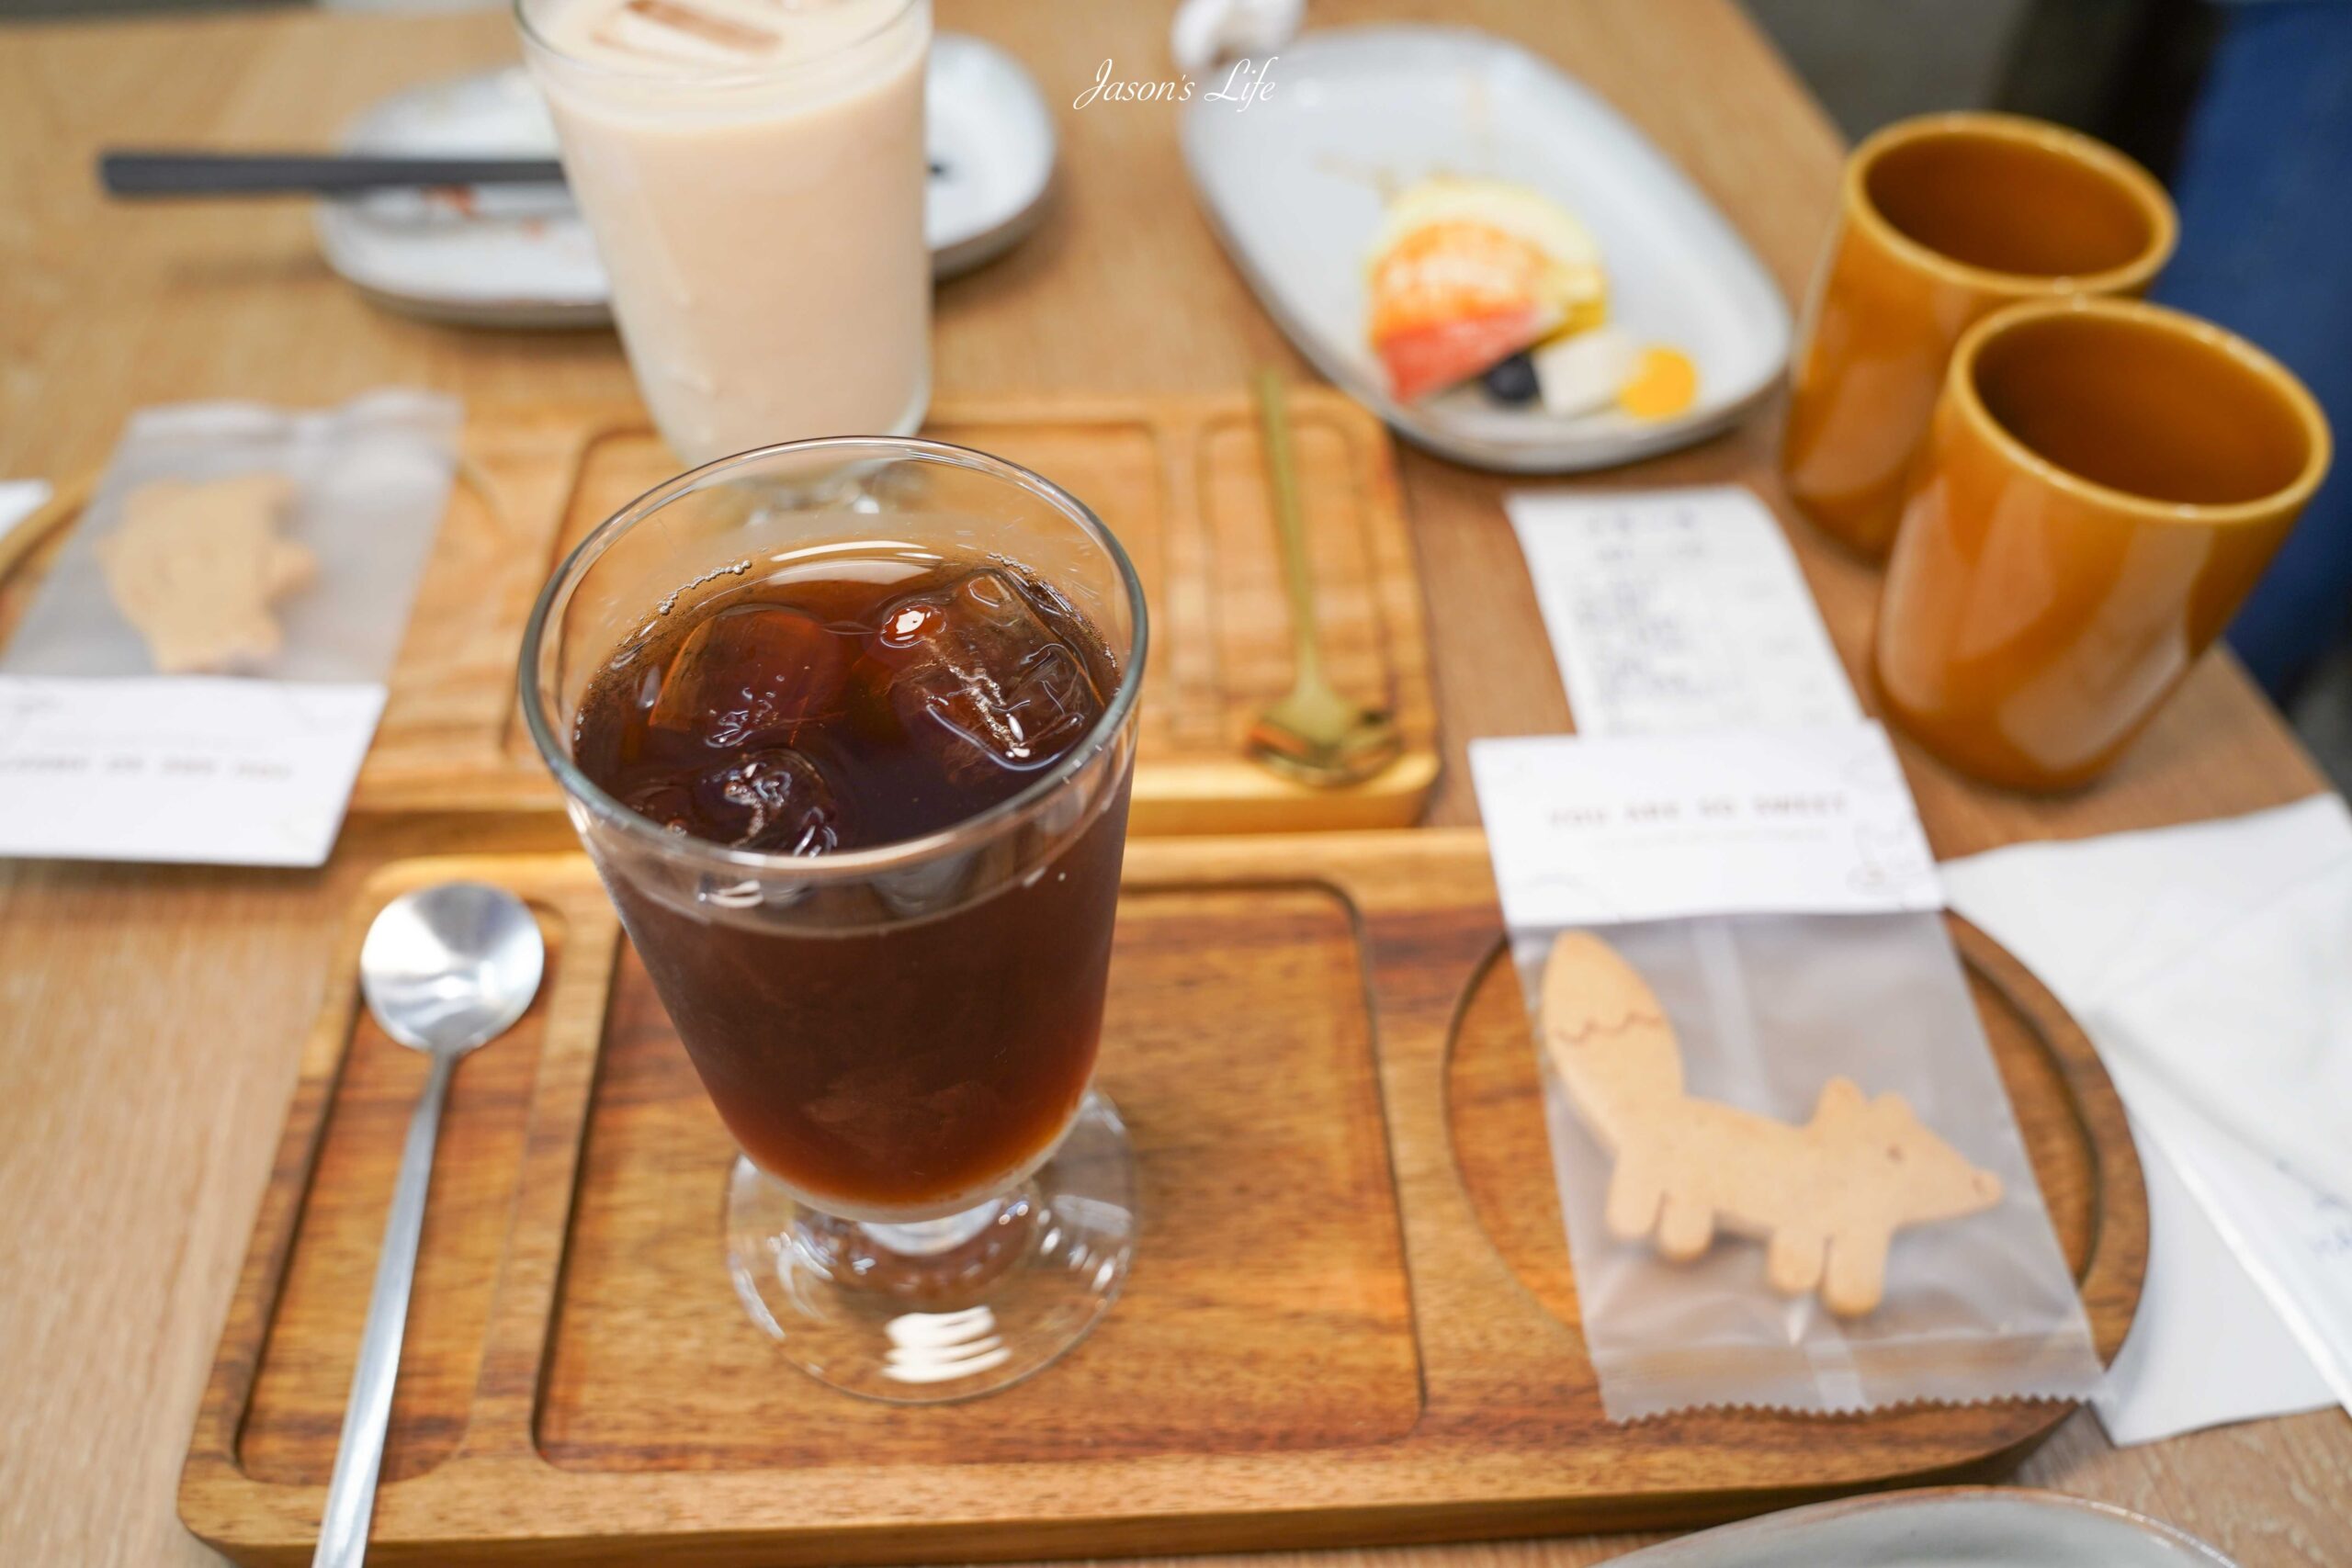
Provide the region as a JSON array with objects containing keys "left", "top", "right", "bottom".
[
  {"left": 0, "top": 391, "right": 1436, "bottom": 834},
  {"left": 179, "top": 831, "right": 2144, "bottom": 1567}
]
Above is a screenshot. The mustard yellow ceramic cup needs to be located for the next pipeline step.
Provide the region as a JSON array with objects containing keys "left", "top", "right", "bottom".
[
  {"left": 1781, "top": 113, "right": 2177, "bottom": 558},
  {"left": 1876, "top": 297, "right": 2329, "bottom": 792}
]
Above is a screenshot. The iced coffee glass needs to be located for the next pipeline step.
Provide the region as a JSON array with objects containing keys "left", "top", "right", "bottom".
[
  {"left": 519, "top": 439, "right": 1146, "bottom": 1401},
  {"left": 517, "top": 0, "right": 930, "bottom": 465}
]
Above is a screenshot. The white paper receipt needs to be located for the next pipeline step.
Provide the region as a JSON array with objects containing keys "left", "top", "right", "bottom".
[
  {"left": 1507, "top": 485, "right": 1860, "bottom": 738},
  {"left": 0, "top": 675, "right": 384, "bottom": 868},
  {"left": 1469, "top": 723, "right": 1942, "bottom": 928}
]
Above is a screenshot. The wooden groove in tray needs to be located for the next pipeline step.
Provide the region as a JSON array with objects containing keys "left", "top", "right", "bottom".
[
  {"left": 180, "top": 832, "right": 2144, "bottom": 1567},
  {"left": 0, "top": 392, "right": 1439, "bottom": 835}
]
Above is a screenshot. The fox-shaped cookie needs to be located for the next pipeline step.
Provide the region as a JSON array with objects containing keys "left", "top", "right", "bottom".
[{"left": 1540, "top": 931, "right": 2002, "bottom": 1316}]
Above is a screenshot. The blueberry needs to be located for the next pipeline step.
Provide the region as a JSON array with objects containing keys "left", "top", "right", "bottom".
[{"left": 1483, "top": 351, "right": 1540, "bottom": 405}]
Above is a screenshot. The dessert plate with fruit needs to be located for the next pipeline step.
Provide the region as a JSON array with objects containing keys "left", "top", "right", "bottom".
[{"left": 1182, "top": 25, "right": 1791, "bottom": 471}]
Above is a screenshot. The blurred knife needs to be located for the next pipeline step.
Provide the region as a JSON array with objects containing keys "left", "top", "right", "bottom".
[{"left": 100, "top": 150, "right": 567, "bottom": 198}]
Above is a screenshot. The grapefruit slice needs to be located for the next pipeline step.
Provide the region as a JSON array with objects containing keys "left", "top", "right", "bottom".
[{"left": 1376, "top": 307, "right": 1553, "bottom": 403}]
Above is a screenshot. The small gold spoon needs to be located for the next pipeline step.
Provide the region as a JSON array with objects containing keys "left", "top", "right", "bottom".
[{"left": 1246, "top": 369, "right": 1403, "bottom": 787}]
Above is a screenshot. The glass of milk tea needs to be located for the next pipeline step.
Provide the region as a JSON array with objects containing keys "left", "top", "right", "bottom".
[{"left": 518, "top": 0, "right": 931, "bottom": 465}]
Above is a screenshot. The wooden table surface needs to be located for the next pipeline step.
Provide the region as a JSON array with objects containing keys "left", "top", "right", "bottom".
[{"left": 0, "top": 3, "right": 2343, "bottom": 1564}]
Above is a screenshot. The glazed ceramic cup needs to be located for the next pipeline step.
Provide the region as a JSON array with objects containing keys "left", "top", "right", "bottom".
[
  {"left": 1876, "top": 297, "right": 2329, "bottom": 792},
  {"left": 1781, "top": 113, "right": 2177, "bottom": 558}
]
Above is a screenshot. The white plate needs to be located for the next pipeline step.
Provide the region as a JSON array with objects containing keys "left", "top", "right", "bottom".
[
  {"left": 1611, "top": 1488, "right": 2236, "bottom": 1568},
  {"left": 1181, "top": 25, "right": 1792, "bottom": 472},
  {"left": 315, "top": 34, "right": 1055, "bottom": 329},
  {"left": 314, "top": 67, "right": 604, "bottom": 329}
]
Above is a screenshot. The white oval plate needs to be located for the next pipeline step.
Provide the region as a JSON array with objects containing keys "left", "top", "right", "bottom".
[
  {"left": 1613, "top": 1488, "right": 2237, "bottom": 1568},
  {"left": 1181, "top": 24, "right": 1792, "bottom": 472},
  {"left": 315, "top": 34, "right": 1055, "bottom": 329}
]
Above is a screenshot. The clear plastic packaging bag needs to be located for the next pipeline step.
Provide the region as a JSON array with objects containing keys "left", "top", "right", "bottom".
[
  {"left": 1, "top": 390, "right": 459, "bottom": 682},
  {"left": 1512, "top": 909, "right": 2107, "bottom": 1419}
]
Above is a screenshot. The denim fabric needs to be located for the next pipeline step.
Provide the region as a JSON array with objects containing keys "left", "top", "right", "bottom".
[{"left": 2154, "top": 0, "right": 2352, "bottom": 695}]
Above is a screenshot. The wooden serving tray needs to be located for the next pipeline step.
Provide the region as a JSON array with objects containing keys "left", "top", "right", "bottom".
[
  {"left": 180, "top": 833, "right": 2144, "bottom": 1566},
  {"left": 0, "top": 391, "right": 1436, "bottom": 834}
]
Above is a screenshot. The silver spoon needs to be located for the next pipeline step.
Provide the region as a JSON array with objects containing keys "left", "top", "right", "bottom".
[{"left": 313, "top": 884, "right": 546, "bottom": 1568}]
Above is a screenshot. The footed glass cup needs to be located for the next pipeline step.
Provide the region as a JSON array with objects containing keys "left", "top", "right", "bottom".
[{"left": 519, "top": 438, "right": 1146, "bottom": 1401}]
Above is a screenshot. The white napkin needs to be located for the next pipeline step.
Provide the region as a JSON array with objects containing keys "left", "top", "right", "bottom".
[
  {"left": 1943, "top": 796, "right": 2352, "bottom": 1443},
  {"left": 2095, "top": 1113, "right": 2336, "bottom": 1444},
  {"left": 1945, "top": 797, "right": 2352, "bottom": 1206}
]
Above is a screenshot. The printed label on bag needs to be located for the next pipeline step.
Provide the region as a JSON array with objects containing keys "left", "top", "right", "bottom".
[{"left": 1470, "top": 722, "right": 1942, "bottom": 927}]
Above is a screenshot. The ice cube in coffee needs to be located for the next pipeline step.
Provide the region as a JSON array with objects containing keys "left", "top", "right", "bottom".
[{"left": 570, "top": 549, "right": 1130, "bottom": 1217}]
